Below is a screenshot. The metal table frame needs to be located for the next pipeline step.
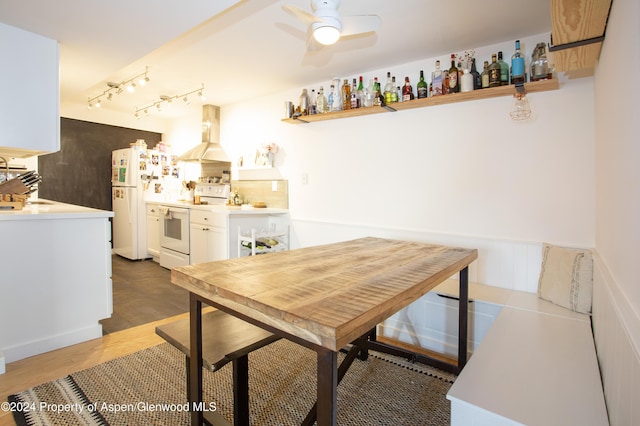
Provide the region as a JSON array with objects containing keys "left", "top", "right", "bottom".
[{"left": 186, "top": 266, "right": 469, "bottom": 426}]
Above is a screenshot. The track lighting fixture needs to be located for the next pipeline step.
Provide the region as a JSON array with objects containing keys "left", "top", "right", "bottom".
[
  {"left": 87, "top": 66, "right": 150, "bottom": 109},
  {"left": 135, "top": 84, "right": 205, "bottom": 118}
]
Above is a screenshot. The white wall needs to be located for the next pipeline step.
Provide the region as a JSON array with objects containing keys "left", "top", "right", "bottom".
[
  {"left": 592, "top": 0, "right": 640, "bottom": 423},
  {"left": 220, "top": 33, "right": 595, "bottom": 261},
  {"left": 594, "top": 0, "right": 640, "bottom": 338}
]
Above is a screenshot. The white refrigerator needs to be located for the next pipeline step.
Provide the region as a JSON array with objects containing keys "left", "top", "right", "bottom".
[{"left": 111, "top": 147, "right": 155, "bottom": 260}]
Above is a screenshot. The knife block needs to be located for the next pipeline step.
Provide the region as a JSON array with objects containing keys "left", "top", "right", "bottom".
[{"left": 0, "top": 194, "right": 28, "bottom": 210}]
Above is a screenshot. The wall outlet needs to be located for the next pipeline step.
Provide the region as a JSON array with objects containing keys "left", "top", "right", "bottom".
[
  {"left": 0, "top": 352, "right": 5, "bottom": 374},
  {"left": 272, "top": 180, "right": 278, "bottom": 192},
  {"left": 301, "top": 173, "right": 309, "bottom": 185}
]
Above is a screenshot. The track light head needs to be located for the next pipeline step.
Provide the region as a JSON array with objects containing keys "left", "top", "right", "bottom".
[
  {"left": 134, "top": 84, "right": 204, "bottom": 118},
  {"left": 89, "top": 68, "right": 151, "bottom": 112}
]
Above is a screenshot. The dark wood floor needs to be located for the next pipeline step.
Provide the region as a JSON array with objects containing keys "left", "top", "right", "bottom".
[{"left": 99, "top": 255, "right": 190, "bottom": 334}]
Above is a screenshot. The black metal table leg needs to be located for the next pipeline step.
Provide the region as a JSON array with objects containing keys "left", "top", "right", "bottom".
[
  {"left": 232, "top": 355, "right": 250, "bottom": 426},
  {"left": 458, "top": 266, "right": 469, "bottom": 372},
  {"left": 316, "top": 348, "right": 337, "bottom": 426},
  {"left": 189, "top": 294, "right": 203, "bottom": 426}
]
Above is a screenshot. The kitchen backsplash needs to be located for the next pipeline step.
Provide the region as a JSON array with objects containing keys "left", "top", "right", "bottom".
[
  {"left": 200, "top": 162, "right": 232, "bottom": 181},
  {"left": 231, "top": 180, "right": 288, "bottom": 209}
]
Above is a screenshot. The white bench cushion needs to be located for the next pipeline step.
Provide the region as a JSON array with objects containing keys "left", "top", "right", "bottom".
[{"left": 447, "top": 307, "right": 608, "bottom": 426}]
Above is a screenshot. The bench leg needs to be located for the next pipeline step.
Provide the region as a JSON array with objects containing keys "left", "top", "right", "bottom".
[
  {"left": 232, "top": 355, "right": 250, "bottom": 426},
  {"left": 185, "top": 355, "right": 191, "bottom": 402}
]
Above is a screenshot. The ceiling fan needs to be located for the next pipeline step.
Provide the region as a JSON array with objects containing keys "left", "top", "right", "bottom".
[{"left": 283, "top": 0, "right": 381, "bottom": 49}]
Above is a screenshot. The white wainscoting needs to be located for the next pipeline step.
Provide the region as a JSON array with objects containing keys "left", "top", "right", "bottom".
[
  {"left": 290, "top": 219, "right": 545, "bottom": 356},
  {"left": 592, "top": 255, "right": 640, "bottom": 425},
  {"left": 291, "top": 218, "right": 546, "bottom": 291}
]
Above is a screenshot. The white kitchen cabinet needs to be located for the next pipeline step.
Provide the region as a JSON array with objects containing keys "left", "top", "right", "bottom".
[
  {"left": 190, "top": 210, "right": 227, "bottom": 264},
  {"left": 146, "top": 204, "right": 161, "bottom": 260},
  {"left": 0, "top": 23, "right": 59, "bottom": 158},
  {"left": 0, "top": 201, "right": 113, "bottom": 364}
]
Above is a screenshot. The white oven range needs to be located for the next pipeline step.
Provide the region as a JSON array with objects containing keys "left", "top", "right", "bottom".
[{"left": 159, "top": 205, "right": 190, "bottom": 268}]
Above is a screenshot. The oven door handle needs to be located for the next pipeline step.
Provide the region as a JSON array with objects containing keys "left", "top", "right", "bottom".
[{"left": 160, "top": 206, "right": 172, "bottom": 219}]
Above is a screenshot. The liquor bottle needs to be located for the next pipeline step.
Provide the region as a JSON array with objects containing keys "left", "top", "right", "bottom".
[
  {"left": 299, "top": 88, "right": 309, "bottom": 115},
  {"left": 396, "top": 86, "right": 402, "bottom": 102},
  {"left": 497, "top": 51, "right": 509, "bottom": 85},
  {"left": 341, "top": 79, "right": 351, "bottom": 110},
  {"left": 417, "top": 70, "right": 428, "bottom": 99},
  {"left": 443, "top": 69, "right": 449, "bottom": 95},
  {"left": 327, "top": 84, "right": 335, "bottom": 112},
  {"left": 470, "top": 58, "right": 481, "bottom": 90},
  {"left": 351, "top": 78, "right": 359, "bottom": 108},
  {"left": 511, "top": 40, "right": 526, "bottom": 84},
  {"left": 357, "top": 76, "right": 365, "bottom": 108},
  {"left": 391, "top": 76, "right": 399, "bottom": 102},
  {"left": 384, "top": 72, "right": 394, "bottom": 104},
  {"left": 373, "top": 77, "right": 382, "bottom": 105},
  {"left": 489, "top": 54, "right": 501, "bottom": 88},
  {"left": 316, "top": 86, "right": 327, "bottom": 113},
  {"left": 309, "top": 89, "right": 316, "bottom": 114},
  {"left": 481, "top": 61, "right": 490, "bottom": 89},
  {"left": 330, "top": 78, "right": 342, "bottom": 111},
  {"left": 364, "top": 79, "right": 374, "bottom": 107},
  {"left": 402, "top": 77, "right": 414, "bottom": 101},
  {"left": 530, "top": 42, "right": 551, "bottom": 81},
  {"left": 457, "top": 61, "right": 464, "bottom": 88},
  {"left": 431, "top": 60, "right": 443, "bottom": 96},
  {"left": 448, "top": 54, "right": 459, "bottom": 93}
]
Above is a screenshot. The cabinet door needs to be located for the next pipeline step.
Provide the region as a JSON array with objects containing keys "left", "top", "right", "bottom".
[
  {"left": 190, "top": 225, "right": 227, "bottom": 265},
  {"left": 146, "top": 214, "right": 160, "bottom": 257},
  {"left": 0, "top": 23, "right": 59, "bottom": 157}
]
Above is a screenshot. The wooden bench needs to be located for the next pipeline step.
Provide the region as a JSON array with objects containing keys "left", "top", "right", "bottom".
[
  {"left": 155, "top": 309, "right": 279, "bottom": 426},
  {"left": 437, "top": 280, "right": 609, "bottom": 425}
]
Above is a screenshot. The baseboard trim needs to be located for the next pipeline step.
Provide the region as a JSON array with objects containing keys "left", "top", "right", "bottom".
[{"left": 3, "top": 325, "right": 103, "bottom": 364}]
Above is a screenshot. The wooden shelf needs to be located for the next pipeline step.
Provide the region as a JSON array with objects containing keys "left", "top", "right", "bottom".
[
  {"left": 550, "top": 0, "right": 612, "bottom": 77},
  {"left": 281, "top": 79, "right": 559, "bottom": 124}
]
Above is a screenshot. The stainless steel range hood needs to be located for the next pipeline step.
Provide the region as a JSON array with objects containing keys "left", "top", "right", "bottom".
[{"left": 177, "top": 105, "right": 230, "bottom": 163}]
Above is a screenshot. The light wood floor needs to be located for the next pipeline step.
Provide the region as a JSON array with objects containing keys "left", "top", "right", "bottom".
[{"left": 0, "top": 312, "right": 188, "bottom": 426}]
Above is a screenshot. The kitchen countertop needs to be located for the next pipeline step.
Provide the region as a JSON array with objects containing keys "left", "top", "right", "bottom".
[
  {"left": 146, "top": 200, "right": 288, "bottom": 215},
  {"left": 0, "top": 199, "right": 114, "bottom": 220}
]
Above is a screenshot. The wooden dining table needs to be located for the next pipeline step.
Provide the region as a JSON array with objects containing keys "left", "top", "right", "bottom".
[{"left": 171, "top": 236, "right": 478, "bottom": 426}]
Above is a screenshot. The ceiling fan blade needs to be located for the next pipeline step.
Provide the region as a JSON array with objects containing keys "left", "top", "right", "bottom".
[
  {"left": 283, "top": 4, "right": 322, "bottom": 25},
  {"left": 340, "top": 15, "right": 381, "bottom": 36}
]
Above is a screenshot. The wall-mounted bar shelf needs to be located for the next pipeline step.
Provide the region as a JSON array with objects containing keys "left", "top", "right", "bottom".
[{"left": 281, "top": 78, "right": 559, "bottom": 124}]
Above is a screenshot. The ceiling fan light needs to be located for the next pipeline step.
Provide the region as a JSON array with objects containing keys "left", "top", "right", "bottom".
[{"left": 313, "top": 25, "right": 340, "bottom": 45}]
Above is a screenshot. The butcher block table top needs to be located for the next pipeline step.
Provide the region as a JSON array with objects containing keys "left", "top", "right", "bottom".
[{"left": 171, "top": 237, "right": 478, "bottom": 352}]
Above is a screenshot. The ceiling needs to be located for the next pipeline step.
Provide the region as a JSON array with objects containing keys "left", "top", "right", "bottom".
[{"left": 0, "top": 0, "right": 551, "bottom": 120}]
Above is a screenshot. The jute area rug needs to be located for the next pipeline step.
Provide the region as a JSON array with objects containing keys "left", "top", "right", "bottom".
[{"left": 9, "top": 339, "right": 456, "bottom": 425}]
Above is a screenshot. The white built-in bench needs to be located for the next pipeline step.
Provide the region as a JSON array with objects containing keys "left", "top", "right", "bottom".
[{"left": 432, "top": 280, "right": 609, "bottom": 426}]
